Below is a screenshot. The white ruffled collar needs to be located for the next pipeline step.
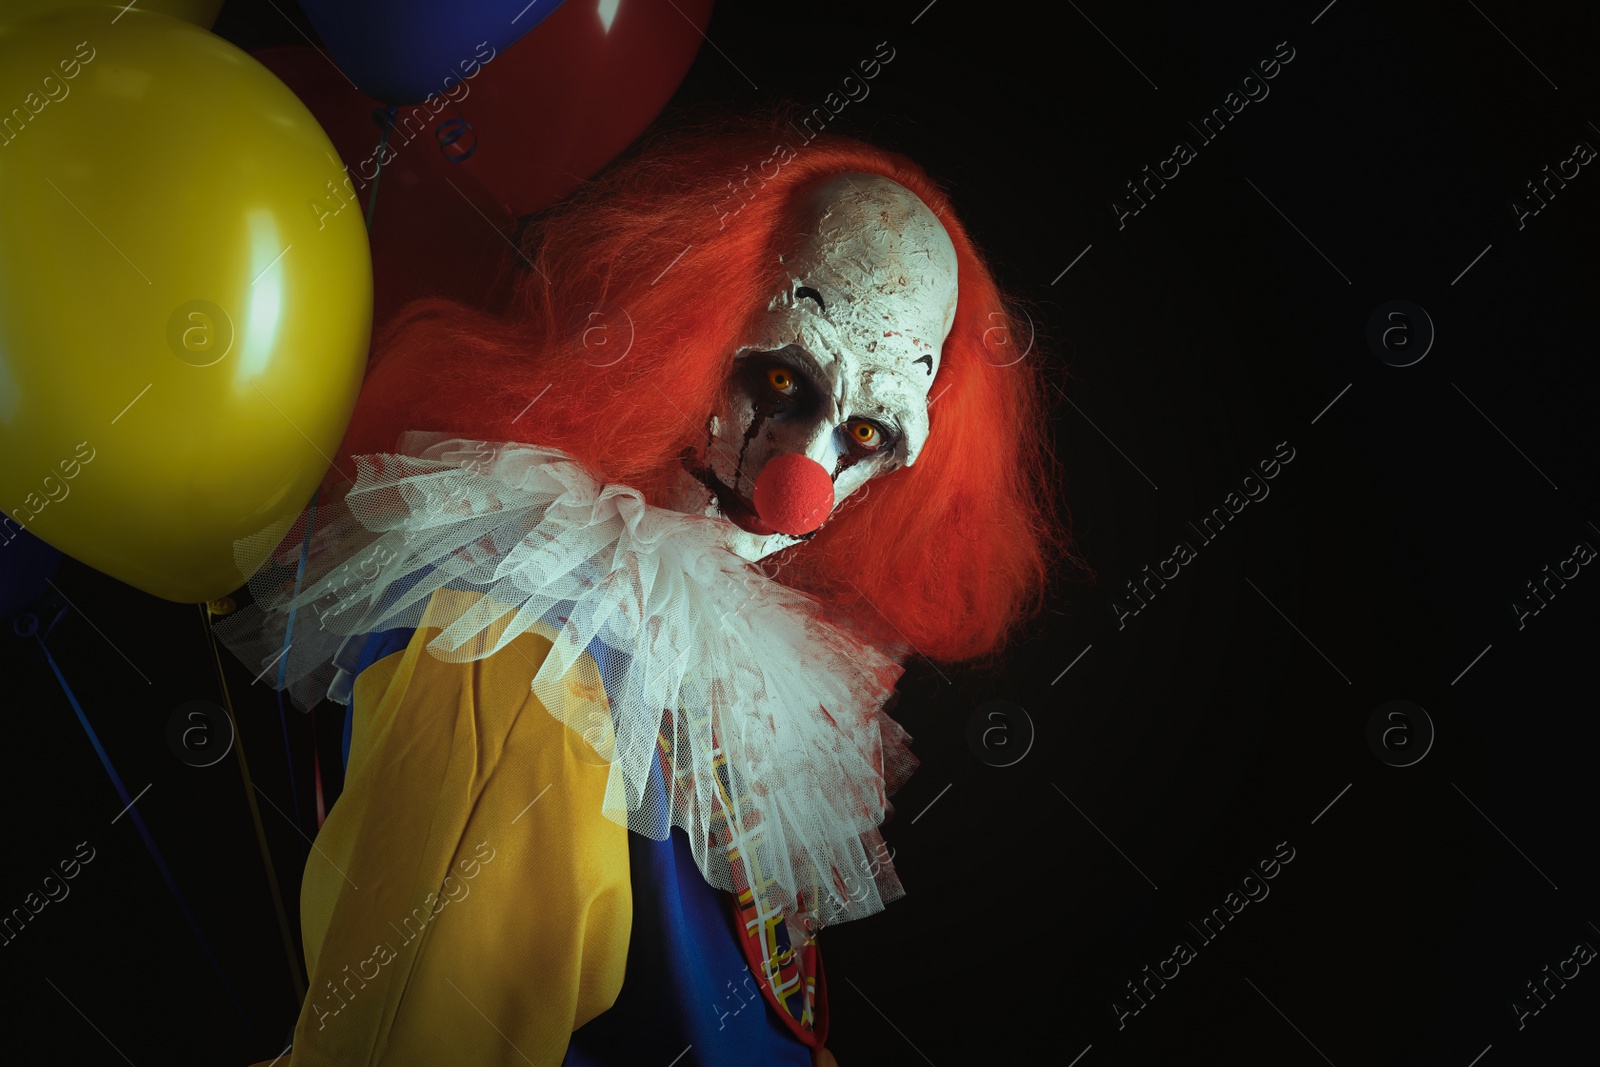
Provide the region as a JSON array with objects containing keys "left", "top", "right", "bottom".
[{"left": 216, "top": 432, "right": 919, "bottom": 931}]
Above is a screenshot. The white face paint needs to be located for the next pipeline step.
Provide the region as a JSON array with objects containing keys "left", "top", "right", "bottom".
[{"left": 666, "top": 173, "right": 960, "bottom": 562}]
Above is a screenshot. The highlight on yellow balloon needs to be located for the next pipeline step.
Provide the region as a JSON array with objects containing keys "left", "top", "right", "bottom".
[
  {"left": 0, "top": 7, "right": 372, "bottom": 604},
  {"left": 0, "top": 0, "right": 224, "bottom": 32}
]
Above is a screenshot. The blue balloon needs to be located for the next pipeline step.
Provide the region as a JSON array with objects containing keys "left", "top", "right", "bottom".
[
  {"left": 298, "top": 0, "right": 565, "bottom": 105},
  {"left": 0, "top": 527, "right": 63, "bottom": 621}
]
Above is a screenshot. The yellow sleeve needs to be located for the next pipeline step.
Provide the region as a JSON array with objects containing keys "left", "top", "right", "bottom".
[{"left": 288, "top": 588, "right": 632, "bottom": 1066}]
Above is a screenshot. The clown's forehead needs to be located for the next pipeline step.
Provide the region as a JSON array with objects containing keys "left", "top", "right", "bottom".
[
  {"left": 778, "top": 174, "right": 958, "bottom": 376},
  {"left": 742, "top": 173, "right": 958, "bottom": 463}
]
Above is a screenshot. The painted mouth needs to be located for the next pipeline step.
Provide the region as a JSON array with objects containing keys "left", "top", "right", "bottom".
[
  {"left": 682, "top": 455, "right": 776, "bottom": 537},
  {"left": 715, "top": 486, "right": 777, "bottom": 537}
]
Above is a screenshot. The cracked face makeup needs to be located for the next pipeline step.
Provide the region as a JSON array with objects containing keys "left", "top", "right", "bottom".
[{"left": 667, "top": 173, "right": 960, "bottom": 562}]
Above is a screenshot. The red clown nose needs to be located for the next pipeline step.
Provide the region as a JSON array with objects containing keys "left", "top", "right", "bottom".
[{"left": 752, "top": 454, "right": 835, "bottom": 535}]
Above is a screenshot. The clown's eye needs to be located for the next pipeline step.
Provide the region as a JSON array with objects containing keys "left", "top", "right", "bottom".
[
  {"left": 845, "top": 419, "right": 889, "bottom": 451},
  {"left": 739, "top": 355, "right": 815, "bottom": 413}
]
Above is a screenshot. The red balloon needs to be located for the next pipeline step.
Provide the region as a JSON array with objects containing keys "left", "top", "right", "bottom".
[
  {"left": 251, "top": 0, "right": 714, "bottom": 330},
  {"left": 251, "top": 45, "right": 519, "bottom": 334},
  {"left": 446, "top": 0, "right": 715, "bottom": 218}
]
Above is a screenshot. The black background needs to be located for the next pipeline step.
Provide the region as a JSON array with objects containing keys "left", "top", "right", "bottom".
[{"left": 2, "top": 1, "right": 1597, "bottom": 1064}]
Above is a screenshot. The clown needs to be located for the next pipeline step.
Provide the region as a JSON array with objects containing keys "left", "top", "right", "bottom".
[
  {"left": 224, "top": 119, "right": 1064, "bottom": 1066},
  {"left": 667, "top": 172, "right": 959, "bottom": 560}
]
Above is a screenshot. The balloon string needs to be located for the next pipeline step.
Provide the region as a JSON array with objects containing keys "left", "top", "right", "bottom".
[
  {"left": 273, "top": 491, "right": 320, "bottom": 865},
  {"left": 30, "top": 620, "right": 268, "bottom": 1055},
  {"left": 198, "top": 603, "right": 309, "bottom": 1008},
  {"left": 365, "top": 106, "right": 398, "bottom": 233}
]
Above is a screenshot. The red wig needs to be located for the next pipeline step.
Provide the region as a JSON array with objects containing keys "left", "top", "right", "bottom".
[{"left": 335, "top": 117, "right": 1071, "bottom": 664}]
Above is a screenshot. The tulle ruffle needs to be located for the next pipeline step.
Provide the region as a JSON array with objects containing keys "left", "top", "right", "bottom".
[{"left": 214, "top": 432, "right": 919, "bottom": 931}]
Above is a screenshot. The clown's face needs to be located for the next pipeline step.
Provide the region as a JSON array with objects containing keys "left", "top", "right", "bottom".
[{"left": 667, "top": 173, "right": 959, "bottom": 562}]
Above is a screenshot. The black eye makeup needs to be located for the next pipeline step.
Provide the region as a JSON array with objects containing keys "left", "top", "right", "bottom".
[
  {"left": 735, "top": 349, "right": 903, "bottom": 457},
  {"left": 742, "top": 352, "right": 819, "bottom": 413}
]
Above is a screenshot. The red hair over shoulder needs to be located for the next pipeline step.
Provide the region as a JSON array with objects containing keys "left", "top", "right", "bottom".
[{"left": 336, "top": 118, "right": 1071, "bottom": 664}]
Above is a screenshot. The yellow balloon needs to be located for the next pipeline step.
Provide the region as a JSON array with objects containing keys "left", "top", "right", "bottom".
[
  {"left": 0, "top": 1, "right": 224, "bottom": 31},
  {"left": 0, "top": 9, "right": 371, "bottom": 603}
]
